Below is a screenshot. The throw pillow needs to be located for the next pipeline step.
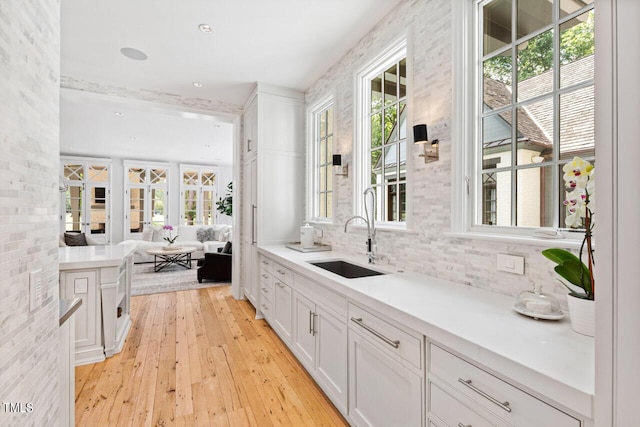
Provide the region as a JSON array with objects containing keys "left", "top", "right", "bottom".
[
  {"left": 64, "top": 232, "right": 88, "bottom": 246},
  {"left": 221, "top": 241, "right": 232, "bottom": 254},
  {"left": 214, "top": 226, "right": 228, "bottom": 241},
  {"left": 196, "top": 227, "right": 208, "bottom": 243},
  {"left": 151, "top": 226, "right": 166, "bottom": 242},
  {"left": 141, "top": 229, "right": 153, "bottom": 242}
]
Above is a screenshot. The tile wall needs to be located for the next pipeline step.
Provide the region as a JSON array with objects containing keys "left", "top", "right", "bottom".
[{"left": 0, "top": 0, "right": 62, "bottom": 425}]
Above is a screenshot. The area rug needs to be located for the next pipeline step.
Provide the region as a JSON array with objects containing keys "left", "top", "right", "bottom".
[{"left": 131, "top": 263, "right": 229, "bottom": 296}]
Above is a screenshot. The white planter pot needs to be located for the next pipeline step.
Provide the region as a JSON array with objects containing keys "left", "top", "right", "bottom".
[{"left": 566, "top": 294, "right": 595, "bottom": 337}]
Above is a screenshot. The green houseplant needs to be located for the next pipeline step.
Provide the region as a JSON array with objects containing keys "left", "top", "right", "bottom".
[
  {"left": 542, "top": 157, "right": 595, "bottom": 335},
  {"left": 216, "top": 182, "right": 232, "bottom": 216}
]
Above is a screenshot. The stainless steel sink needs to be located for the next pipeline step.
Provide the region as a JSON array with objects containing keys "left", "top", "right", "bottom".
[{"left": 308, "top": 260, "right": 386, "bottom": 279}]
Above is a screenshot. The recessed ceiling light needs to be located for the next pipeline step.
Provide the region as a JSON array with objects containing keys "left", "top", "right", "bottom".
[
  {"left": 114, "top": 112, "right": 123, "bottom": 116},
  {"left": 120, "top": 47, "right": 148, "bottom": 61},
  {"left": 130, "top": 137, "right": 137, "bottom": 141},
  {"left": 212, "top": 124, "right": 220, "bottom": 128},
  {"left": 204, "top": 144, "right": 211, "bottom": 148},
  {"left": 198, "top": 24, "right": 213, "bottom": 33},
  {"left": 193, "top": 82, "right": 203, "bottom": 88}
]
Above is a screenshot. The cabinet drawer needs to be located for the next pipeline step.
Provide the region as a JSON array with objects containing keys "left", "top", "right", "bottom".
[
  {"left": 259, "top": 268, "right": 271, "bottom": 286},
  {"left": 429, "top": 344, "right": 580, "bottom": 427},
  {"left": 260, "top": 299, "right": 272, "bottom": 322},
  {"left": 429, "top": 381, "right": 499, "bottom": 427},
  {"left": 259, "top": 256, "right": 273, "bottom": 273},
  {"left": 271, "top": 261, "right": 293, "bottom": 285},
  {"left": 260, "top": 278, "right": 273, "bottom": 303},
  {"left": 348, "top": 303, "right": 423, "bottom": 369}
]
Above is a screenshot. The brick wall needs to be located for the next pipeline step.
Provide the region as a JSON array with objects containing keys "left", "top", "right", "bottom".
[
  {"left": 305, "top": 0, "right": 568, "bottom": 303},
  {"left": 0, "top": 1, "right": 61, "bottom": 425}
]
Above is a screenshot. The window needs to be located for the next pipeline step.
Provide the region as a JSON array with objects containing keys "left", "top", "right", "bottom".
[
  {"left": 124, "top": 161, "right": 169, "bottom": 238},
  {"left": 180, "top": 165, "right": 218, "bottom": 225},
  {"left": 355, "top": 37, "right": 408, "bottom": 226},
  {"left": 307, "top": 97, "right": 334, "bottom": 220},
  {"left": 61, "top": 157, "right": 112, "bottom": 243},
  {"left": 472, "top": 0, "right": 594, "bottom": 232}
]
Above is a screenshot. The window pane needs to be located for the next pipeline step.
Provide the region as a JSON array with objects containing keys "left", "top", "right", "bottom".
[
  {"left": 560, "top": 11, "right": 594, "bottom": 88},
  {"left": 517, "top": 29, "right": 553, "bottom": 102},
  {"left": 371, "top": 148, "right": 382, "bottom": 185},
  {"left": 517, "top": 0, "right": 552, "bottom": 39},
  {"left": 319, "top": 138, "right": 326, "bottom": 165},
  {"left": 326, "top": 192, "right": 333, "bottom": 218},
  {"left": 64, "top": 164, "right": 84, "bottom": 181},
  {"left": 319, "top": 166, "right": 326, "bottom": 192},
  {"left": 129, "top": 187, "right": 144, "bottom": 232},
  {"left": 327, "top": 108, "right": 333, "bottom": 135},
  {"left": 383, "top": 145, "right": 398, "bottom": 186},
  {"left": 399, "top": 141, "right": 407, "bottom": 180},
  {"left": 183, "top": 171, "right": 198, "bottom": 185},
  {"left": 399, "top": 101, "right": 407, "bottom": 140},
  {"left": 65, "top": 185, "right": 83, "bottom": 231},
  {"left": 483, "top": 51, "right": 512, "bottom": 110},
  {"left": 560, "top": 86, "right": 595, "bottom": 160},
  {"left": 373, "top": 185, "right": 383, "bottom": 222},
  {"left": 326, "top": 163, "right": 333, "bottom": 192},
  {"left": 319, "top": 193, "right": 326, "bottom": 217},
  {"left": 516, "top": 166, "right": 553, "bottom": 227},
  {"left": 128, "top": 168, "right": 145, "bottom": 184},
  {"left": 399, "top": 183, "right": 407, "bottom": 221},
  {"left": 327, "top": 136, "right": 333, "bottom": 163},
  {"left": 482, "top": 111, "right": 514, "bottom": 168},
  {"left": 483, "top": 0, "right": 512, "bottom": 56},
  {"left": 516, "top": 96, "right": 553, "bottom": 165},
  {"left": 202, "top": 172, "right": 216, "bottom": 186},
  {"left": 384, "top": 63, "right": 398, "bottom": 107},
  {"left": 319, "top": 110, "right": 327, "bottom": 138},
  {"left": 384, "top": 104, "right": 398, "bottom": 144},
  {"left": 560, "top": 0, "right": 593, "bottom": 18},
  {"left": 150, "top": 169, "right": 167, "bottom": 184},
  {"left": 371, "top": 75, "right": 382, "bottom": 113},
  {"left": 150, "top": 188, "right": 165, "bottom": 226},
  {"left": 371, "top": 112, "right": 382, "bottom": 149},
  {"left": 88, "top": 165, "right": 108, "bottom": 183},
  {"left": 482, "top": 170, "right": 511, "bottom": 226}
]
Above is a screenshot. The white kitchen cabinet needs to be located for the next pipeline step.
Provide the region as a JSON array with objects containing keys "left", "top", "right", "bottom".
[
  {"left": 273, "top": 279, "right": 293, "bottom": 343},
  {"left": 292, "top": 282, "right": 348, "bottom": 412},
  {"left": 428, "top": 343, "right": 581, "bottom": 427},
  {"left": 348, "top": 303, "right": 424, "bottom": 427},
  {"left": 240, "top": 83, "right": 304, "bottom": 315}
]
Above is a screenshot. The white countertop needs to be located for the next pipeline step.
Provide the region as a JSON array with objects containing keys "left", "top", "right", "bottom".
[
  {"left": 59, "top": 244, "right": 136, "bottom": 270},
  {"left": 258, "top": 245, "right": 594, "bottom": 419}
]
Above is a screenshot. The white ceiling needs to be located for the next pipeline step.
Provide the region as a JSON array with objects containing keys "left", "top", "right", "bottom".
[{"left": 60, "top": 0, "right": 403, "bottom": 163}]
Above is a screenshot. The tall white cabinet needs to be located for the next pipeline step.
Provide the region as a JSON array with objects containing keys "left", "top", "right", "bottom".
[{"left": 241, "top": 84, "right": 305, "bottom": 311}]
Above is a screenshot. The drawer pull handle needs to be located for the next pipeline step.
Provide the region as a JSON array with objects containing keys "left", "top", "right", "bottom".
[
  {"left": 261, "top": 274, "right": 268, "bottom": 279},
  {"left": 458, "top": 424, "right": 471, "bottom": 427},
  {"left": 261, "top": 304, "right": 269, "bottom": 310},
  {"left": 261, "top": 287, "right": 268, "bottom": 292},
  {"left": 457, "top": 378, "right": 511, "bottom": 413},
  {"left": 275, "top": 282, "right": 284, "bottom": 288},
  {"left": 277, "top": 269, "right": 286, "bottom": 275},
  {"left": 350, "top": 317, "right": 400, "bottom": 349}
]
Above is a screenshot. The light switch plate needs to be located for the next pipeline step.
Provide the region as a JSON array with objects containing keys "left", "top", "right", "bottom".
[
  {"left": 497, "top": 254, "right": 525, "bottom": 275},
  {"left": 29, "top": 269, "right": 43, "bottom": 312}
]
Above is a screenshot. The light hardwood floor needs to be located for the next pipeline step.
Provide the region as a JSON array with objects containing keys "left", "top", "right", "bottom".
[{"left": 75, "top": 286, "right": 349, "bottom": 426}]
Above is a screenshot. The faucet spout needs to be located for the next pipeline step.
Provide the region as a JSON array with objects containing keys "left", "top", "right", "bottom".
[{"left": 344, "top": 215, "right": 369, "bottom": 233}]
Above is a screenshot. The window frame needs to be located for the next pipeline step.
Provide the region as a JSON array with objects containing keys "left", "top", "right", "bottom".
[
  {"left": 451, "top": 0, "right": 594, "bottom": 246},
  {"left": 354, "top": 35, "right": 411, "bottom": 230},
  {"left": 179, "top": 164, "right": 219, "bottom": 226},
  {"left": 306, "top": 95, "right": 335, "bottom": 223}
]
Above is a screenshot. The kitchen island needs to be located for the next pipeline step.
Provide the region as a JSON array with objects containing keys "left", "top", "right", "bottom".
[{"left": 59, "top": 244, "right": 135, "bottom": 365}]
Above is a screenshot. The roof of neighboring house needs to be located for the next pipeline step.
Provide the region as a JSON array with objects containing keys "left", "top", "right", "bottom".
[{"left": 482, "top": 55, "right": 594, "bottom": 159}]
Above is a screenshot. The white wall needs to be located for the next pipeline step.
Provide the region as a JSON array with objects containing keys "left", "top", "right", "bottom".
[
  {"left": 0, "top": 1, "right": 61, "bottom": 425},
  {"left": 304, "top": 0, "right": 571, "bottom": 302}
]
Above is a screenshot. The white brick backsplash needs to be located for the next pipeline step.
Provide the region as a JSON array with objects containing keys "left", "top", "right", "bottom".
[
  {"left": 304, "top": 0, "right": 570, "bottom": 305},
  {"left": 0, "top": 0, "right": 61, "bottom": 425}
]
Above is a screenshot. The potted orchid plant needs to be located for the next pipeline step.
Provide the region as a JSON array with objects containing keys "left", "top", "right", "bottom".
[
  {"left": 162, "top": 225, "right": 179, "bottom": 245},
  {"left": 542, "top": 157, "right": 595, "bottom": 335}
]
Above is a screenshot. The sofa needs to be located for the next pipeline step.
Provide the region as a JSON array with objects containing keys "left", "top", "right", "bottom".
[{"left": 118, "top": 224, "right": 232, "bottom": 264}]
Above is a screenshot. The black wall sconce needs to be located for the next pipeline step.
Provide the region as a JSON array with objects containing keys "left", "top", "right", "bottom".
[
  {"left": 413, "top": 124, "right": 439, "bottom": 163},
  {"left": 333, "top": 154, "right": 348, "bottom": 176}
]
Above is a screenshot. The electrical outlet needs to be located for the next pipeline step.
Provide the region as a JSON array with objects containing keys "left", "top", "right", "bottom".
[
  {"left": 314, "top": 229, "right": 324, "bottom": 239},
  {"left": 29, "top": 269, "right": 42, "bottom": 312},
  {"left": 497, "top": 254, "right": 525, "bottom": 275}
]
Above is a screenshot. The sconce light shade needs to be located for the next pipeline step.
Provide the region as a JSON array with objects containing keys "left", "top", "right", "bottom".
[
  {"left": 413, "top": 124, "right": 439, "bottom": 163},
  {"left": 332, "top": 154, "right": 348, "bottom": 176},
  {"left": 413, "top": 124, "right": 428, "bottom": 144}
]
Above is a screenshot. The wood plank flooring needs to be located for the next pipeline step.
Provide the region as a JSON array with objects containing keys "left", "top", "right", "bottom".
[{"left": 75, "top": 286, "right": 349, "bottom": 426}]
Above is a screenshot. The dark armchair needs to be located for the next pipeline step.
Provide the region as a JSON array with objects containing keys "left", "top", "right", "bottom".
[{"left": 197, "top": 243, "right": 232, "bottom": 283}]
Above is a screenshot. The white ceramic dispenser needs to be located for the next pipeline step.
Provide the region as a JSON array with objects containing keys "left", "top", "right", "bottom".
[{"left": 300, "top": 223, "right": 314, "bottom": 248}]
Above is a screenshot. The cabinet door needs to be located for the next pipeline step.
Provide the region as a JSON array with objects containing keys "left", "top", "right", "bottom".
[
  {"left": 349, "top": 331, "right": 422, "bottom": 427},
  {"left": 315, "top": 306, "right": 348, "bottom": 411},
  {"left": 244, "top": 97, "right": 257, "bottom": 155},
  {"left": 273, "top": 281, "right": 292, "bottom": 343},
  {"left": 292, "top": 293, "right": 316, "bottom": 369},
  {"left": 61, "top": 270, "right": 101, "bottom": 353}
]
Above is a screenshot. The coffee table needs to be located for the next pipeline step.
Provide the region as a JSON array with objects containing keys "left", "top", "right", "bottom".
[{"left": 146, "top": 246, "right": 197, "bottom": 272}]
